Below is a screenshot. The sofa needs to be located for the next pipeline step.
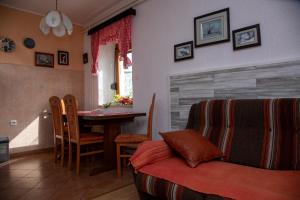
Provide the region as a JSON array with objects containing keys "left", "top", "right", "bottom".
[{"left": 130, "top": 99, "right": 300, "bottom": 200}]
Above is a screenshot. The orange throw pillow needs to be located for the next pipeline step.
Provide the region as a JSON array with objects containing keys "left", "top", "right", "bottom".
[
  {"left": 130, "top": 140, "right": 174, "bottom": 170},
  {"left": 160, "top": 129, "right": 223, "bottom": 167}
]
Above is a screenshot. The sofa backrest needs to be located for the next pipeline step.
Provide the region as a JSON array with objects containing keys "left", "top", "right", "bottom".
[{"left": 186, "top": 99, "right": 300, "bottom": 170}]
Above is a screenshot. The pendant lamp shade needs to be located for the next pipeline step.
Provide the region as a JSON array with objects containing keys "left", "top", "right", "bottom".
[
  {"left": 62, "top": 13, "right": 73, "bottom": 35},
  {"left": 39, "top": 17, "right": 51, "bottom": 35},
  {"left": 45, "top": 10, "right": 61, "bottom": 27},
  {"left": 39, "top": 0, "right": 72, "bottom": 37},
  {"left": 52, "top": 22, "right": 66, "bottom": 37}
]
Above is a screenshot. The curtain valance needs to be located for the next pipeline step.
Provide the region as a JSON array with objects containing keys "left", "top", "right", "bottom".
[{"left": 90, "top": 15, "right": 132, "bottom": 74}]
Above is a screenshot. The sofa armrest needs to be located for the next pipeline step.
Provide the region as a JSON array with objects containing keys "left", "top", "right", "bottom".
[{"left": 130, "top": 140, "right": 174, "bottom": 170}]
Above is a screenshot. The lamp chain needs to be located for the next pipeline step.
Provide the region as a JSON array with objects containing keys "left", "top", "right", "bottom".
[{"left": 56, "top": 0, "right": 58, "bottom": 10}]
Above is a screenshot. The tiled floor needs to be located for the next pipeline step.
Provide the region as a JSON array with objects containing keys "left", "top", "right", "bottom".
[
  {"left": 0, "top": 152, "right": 135, "bottom": 200},
  {"left": 93, "top": 184, "right": 138, "bottom": 200}
]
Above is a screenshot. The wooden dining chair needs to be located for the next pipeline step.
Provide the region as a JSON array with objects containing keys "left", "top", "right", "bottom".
[
  {"left": 49, "top": 96, "right": 68, "bottom": 166},
  {"left": 115, "top": 93, "right": 156, "bottom": 177},
  {"left": 63, "top": 94, "right": 105, "bottom": 174}
]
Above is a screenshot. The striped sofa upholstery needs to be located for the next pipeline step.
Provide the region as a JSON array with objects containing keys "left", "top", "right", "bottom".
[
  {"left": 134, "top": 172, "right": 233, "bottom": 200},
  {"left": 186, "top": 99, "right": 300, "bottom": 170}
]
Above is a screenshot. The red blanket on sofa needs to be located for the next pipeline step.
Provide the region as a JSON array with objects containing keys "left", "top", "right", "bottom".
[{"left": 138, "top": 157, "right": 300, "bottom": 200}]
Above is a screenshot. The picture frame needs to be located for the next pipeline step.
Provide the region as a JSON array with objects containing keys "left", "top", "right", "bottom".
[
  {"left": 174, "top": 41, "right": 194, "bottom": 62},
  {"left": 58, "top": 51, "right": 69, "bottom": 65},
  {"left": 35, "top": 52, "right": 54, "bottom": 68},
  {"left": 83, "top": 53, "right": 88, "bottom": 64},
  {"left": 194, "top": 8, "right": 230, "bottom": 48},
  {"left": 232, "top": 24, "right": 261, "bottom": 50}
]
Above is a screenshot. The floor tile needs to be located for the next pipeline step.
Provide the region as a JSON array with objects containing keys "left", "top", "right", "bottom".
[
  {"left": 35, "top": 175, "right": 70, "bottom": 189},
  {"left": 0, "top": 188, "right": 32, "bottom": 200},
  {"left": 25, "top": 169, "right": 53, "bottom": 178},
  {"left": 0, "top": 169, "right": 32, "bottom": 178},
  {"left": 92, "top": 184, "right": 138, "bottom": 200},
  {"left": 0, "top": 152, "right": 134, "bottom": 200},
  {"left": 5, "top": 177, "right": 41, "bottom": 189},
  {"left": 49, "top": 188, "right": 87, "bottom": 200},
  {"left": 20, "top": 188, "right": 56, "bottom": 200}
]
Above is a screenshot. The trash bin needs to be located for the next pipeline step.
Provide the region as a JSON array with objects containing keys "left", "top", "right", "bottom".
[{"left": 0, "top": 137, "right": 9, "bottom": 163}]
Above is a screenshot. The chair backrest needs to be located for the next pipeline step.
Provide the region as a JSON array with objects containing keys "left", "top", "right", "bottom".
[
  {"left": 49, "top": 96, "right": 64, "bottom": 137},
  {"left": 63, "top": 94, "right": 80, "bottom": 141},
  {"left": 146, "top": 93, "right": 156, "bottom": 140},
  {"left": 61, "top": 99, "right": 66, "bottom": 115}
]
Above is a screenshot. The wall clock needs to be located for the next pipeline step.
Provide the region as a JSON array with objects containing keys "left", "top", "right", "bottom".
[
  {"left": 0, "top": 37, "right": 16, "bottom": 53},
  {"left": 23, "top": 38, "right": 35, "bottom": 49}
]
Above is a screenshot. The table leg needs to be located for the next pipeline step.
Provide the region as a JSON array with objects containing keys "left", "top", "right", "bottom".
[
  {"left": 104, "top": 122, "right": 121, "bottom": 169},
  {"left": 89, "top": 122, "right": 121, "bottom": 175}
]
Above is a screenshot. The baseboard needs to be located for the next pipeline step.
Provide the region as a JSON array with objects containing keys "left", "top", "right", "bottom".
[{"left": 10, "top": 147, "right": 53, "bottom": 159}]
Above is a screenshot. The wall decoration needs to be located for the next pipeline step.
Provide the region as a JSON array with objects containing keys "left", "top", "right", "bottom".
[
  {"left": 35, "top": 52, "right": 54, "bottom": 68},
  {"left": 58, "top": 51, "right": 69, "bottom": 65},
  {"left": 23, "top": 38, "right": 35, "bottom": 49},
  {"left": 0, "top": 37, "right": 16, "bottom": 52},
  {"left": 194, "top": 8, "right": 230, "bottom": 48},
  {"left": 174, "top": 41, "right": 194, "bottom": 62},
  {"left": 83, "top": 53, "right": 88, "bottom": 64},
  {"left": 232, "top": 24, "right": 261, "bottom": 50}
]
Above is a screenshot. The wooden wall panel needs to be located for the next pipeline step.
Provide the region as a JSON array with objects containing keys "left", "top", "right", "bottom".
[{"left": 170, "top": 60, "right": 300, "bottom": 130}]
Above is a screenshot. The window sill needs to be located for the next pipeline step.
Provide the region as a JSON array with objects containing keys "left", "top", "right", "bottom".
[{"left": 98, "top": 104, "right": 133, "bottom": 109}]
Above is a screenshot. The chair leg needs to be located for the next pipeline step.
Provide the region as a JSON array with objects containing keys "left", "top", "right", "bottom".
[
  {"left": 54, "top": 138, "right": 57, "bottom": 163},
  {"left": 123, "top": 157, "right": 127, "bottom": 169},
  {"left": 60, "top": 139, "right": 64, "bottom": 166},
  {"left": 68, "top": 142, "right": 72, "bottom": 170},
  {"left": 76, "top": 144, "right": 80, "bottom": 175},
  {"left": 116, "top": 143, "right": 121, "bottom": 177}
]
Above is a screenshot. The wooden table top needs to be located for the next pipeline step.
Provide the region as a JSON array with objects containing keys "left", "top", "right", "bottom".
[{"left": 77, "top": 110, "right": 146, "bottom": 120}]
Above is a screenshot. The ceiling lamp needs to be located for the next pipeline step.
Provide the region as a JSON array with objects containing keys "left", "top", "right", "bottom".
[{"left": 39, "top": 0, "right": 73, "bottom": 37}]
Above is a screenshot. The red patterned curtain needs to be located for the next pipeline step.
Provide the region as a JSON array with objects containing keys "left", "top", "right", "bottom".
[{"left": 90, "top": 15, "right": 132, "bottom": 74}]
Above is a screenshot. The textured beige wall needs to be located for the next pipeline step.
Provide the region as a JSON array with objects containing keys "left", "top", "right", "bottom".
[
  {"left": 0, "top": 6, "right": 85, "bottom": 153},
  {"left": 0, "top": 64, "right": 84, "bottom": 153}
]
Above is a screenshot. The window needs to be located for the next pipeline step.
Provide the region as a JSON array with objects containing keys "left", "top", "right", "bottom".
[
  {"left": 98, "top": 44, "right": 133, "bottom": 106},
  {"left": 118, "top": 51, "right": 133, "bottom": 97}
]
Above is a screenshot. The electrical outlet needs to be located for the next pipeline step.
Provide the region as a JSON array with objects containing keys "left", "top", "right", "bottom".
[{"left": 10, "top": 120, "right": 17, "bottom": 126}]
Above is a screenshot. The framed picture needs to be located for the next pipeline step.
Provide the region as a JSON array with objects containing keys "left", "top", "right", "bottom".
[
  {"left": 232, "top": 24, "right": 261, "bottom": 50},
  {"left": 174, "top": 41, "right": 194, "bottom": 62},
  {"left": 83, "top": 53, "right": 88, "bottom": 64},
  {"left": 35, "top": 52, "right": 54, "bottom": 68},
  {"left": 194, "top": 8, "right": 230, "bottom": 48},
  {"left": 58, "top": 51, "right": 69, "bottom": 65}
]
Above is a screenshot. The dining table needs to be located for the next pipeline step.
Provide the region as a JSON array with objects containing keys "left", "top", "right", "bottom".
[{"left": 77, "top": 110, "right": 146, "bottom": 175}]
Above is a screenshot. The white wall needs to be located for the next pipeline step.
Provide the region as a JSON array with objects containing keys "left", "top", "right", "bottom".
[
  {"left": 85, "top": 0, "right": 300, "bottom": 139},
  {"left": 131, "top": 0, "right": 300, "bottom": 139}
]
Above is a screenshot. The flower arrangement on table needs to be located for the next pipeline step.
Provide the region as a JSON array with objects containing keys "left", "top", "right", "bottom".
[
  {"left": 103, "top": 95, "right": 133, "bottom": 108},
  {"left": 113, "top": 95, "right": 133, "bottom": 105}
]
